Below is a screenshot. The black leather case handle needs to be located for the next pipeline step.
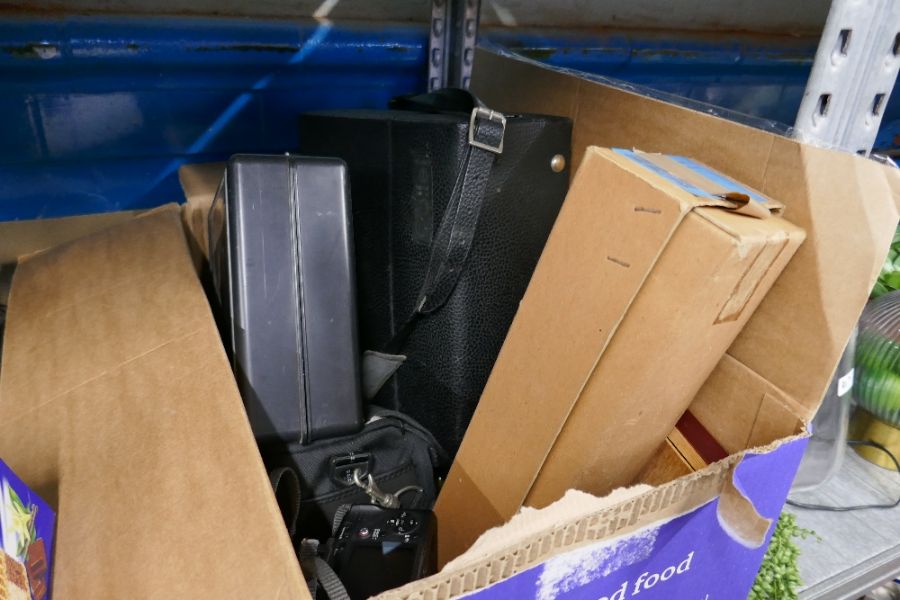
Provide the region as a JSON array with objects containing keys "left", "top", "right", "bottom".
[
  {"left": 384, "top": 89, "right": 506, "bottom": 353},
  {"left": 388, "top": 87, "right": 478, "bottom": 113}
]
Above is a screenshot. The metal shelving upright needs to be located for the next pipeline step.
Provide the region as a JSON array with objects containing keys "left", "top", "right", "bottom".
[{"left": 787, "top": 2, "right": 900, "bottom": 598}]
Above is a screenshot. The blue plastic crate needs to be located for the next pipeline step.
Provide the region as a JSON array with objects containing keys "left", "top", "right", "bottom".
[{"left": 1, "top": 15, "right": 897, "bottom": 220}]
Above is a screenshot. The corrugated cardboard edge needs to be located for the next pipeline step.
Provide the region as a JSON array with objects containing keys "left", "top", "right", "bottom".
[{"left": 380, "top": 433, "right": 807, "bottom": 600}]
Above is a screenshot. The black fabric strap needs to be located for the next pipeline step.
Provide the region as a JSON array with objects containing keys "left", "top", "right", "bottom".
[
  {"left": 332, "top": 503, "right": 353, "bottom": 535},
  {"left": 298, "top": 539, "right": 351, "bottom": 600},
  {"left": 269, "top": 467, "right": 301, "bottom": 538},
  {"left": 285, "top": 478, "right": 352, "bottom": 600},
  {"left": 382, "top": 89, "right": 506, "bottom": 356},
  {"left": 313, "top": 557, "right": 351, "bottom": 600}
]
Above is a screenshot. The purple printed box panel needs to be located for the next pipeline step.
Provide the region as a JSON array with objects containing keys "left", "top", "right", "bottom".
[
  {"left": 467, "top": 438, "right": 807, "bottom": 600},
  {"left": 0, "top": 459, "right": 55, "bottom": 600}
]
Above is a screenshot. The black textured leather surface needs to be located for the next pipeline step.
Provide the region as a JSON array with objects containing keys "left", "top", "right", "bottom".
[{"left": 299, "top": 109, "right": 572, "bottom": 459}]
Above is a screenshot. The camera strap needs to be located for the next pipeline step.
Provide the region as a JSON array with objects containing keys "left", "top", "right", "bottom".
[
  {"left": 313, "top": 556, "right": 351, "bottom": 600},
  {"left": 297, "top": 539, "right": 351, "bottom": 600}
]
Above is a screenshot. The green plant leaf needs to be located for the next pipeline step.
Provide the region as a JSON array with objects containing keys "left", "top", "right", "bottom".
[
  {"left": 7, "top": 484, "right": 24, "bottom": 510},
  {"left": 750, "top": 513, "right": 817, "bottom": 600},
  {"left": 872, "top": 281, "right": 891, "bottom": 299},
  {"left": 883, "top": 271, "right": 900, "bottom": 289}
]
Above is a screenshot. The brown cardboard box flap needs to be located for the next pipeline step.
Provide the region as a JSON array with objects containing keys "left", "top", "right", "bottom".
[
  {"left": 0, "top": 206, "right": 309, "bottom": 599},
  {"left": 178, "top": 161, "right": 225, "bottom": 268},
  {"left": 0, "top": 210, "right": 140, "bottom": 266},
  {"left": 689, "top": 354, "right": 806, "bottom": 455},
  {"left": 471, "top": 48, "right": 900, "bottom": 420}
]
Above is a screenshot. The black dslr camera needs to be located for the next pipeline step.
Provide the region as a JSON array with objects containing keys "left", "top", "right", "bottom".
[{"left": 328, "top": 505, "right": 436, "bottom": 599}]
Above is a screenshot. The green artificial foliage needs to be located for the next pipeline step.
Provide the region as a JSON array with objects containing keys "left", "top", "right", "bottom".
[
  {"left": 856, "top": 324, "right": 900, "bottom": 424},
  {"left": 872, "top": 227, "right": 900, "bottom": 299},
  {"left": 749, "top": 512, "right": 819, "bottom": 600}
]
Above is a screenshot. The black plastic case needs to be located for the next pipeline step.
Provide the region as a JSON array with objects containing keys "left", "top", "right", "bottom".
[{"left": 208, "top": 154, "right": 363, "bottom": 444}]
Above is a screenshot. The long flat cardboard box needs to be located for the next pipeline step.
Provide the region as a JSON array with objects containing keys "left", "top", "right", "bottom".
[{"left": 435, "top": 146, "right": 805, "bottom": 562}]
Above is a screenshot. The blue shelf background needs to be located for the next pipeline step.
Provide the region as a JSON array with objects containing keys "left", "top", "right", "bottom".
[{"left": 1, "top": 15, "right": 896, "bottom": 220}]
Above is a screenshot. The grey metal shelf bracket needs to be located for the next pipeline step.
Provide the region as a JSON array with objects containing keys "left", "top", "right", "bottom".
[
  {"left": 795, "top": 0, "right": 900, "bottom": 154},
  {"left": 428, "top": 0, "right": 482, "bottom": 90}
]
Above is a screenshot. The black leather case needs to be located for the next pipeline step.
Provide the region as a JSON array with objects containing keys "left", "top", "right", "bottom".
[
  {"left": 299, "top": 110, "right": 571, "bottom": 457},
  {"left": 208, "top": 154, "right": 363, "bottom": 444}
]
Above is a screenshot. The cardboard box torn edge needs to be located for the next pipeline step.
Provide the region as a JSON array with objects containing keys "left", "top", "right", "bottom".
[{"left": 377, "top": 431, "right": 807, "bottom": 600}]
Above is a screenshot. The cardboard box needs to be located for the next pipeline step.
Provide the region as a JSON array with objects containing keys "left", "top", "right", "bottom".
[
  {"left": 406, "top": 48, "right": 898, "bottom": 598},
  {"left": 0, "top": 459, "right": 54, "bottom": 600},
  {"left": 435, "top": 145, "right": 806, "bottom": 560},
  {"left": 0, "top": 207, "right": 309, "bottom": 599},
  {"left": 0, "top": 48, "right": 897, "bottom": 600}
]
